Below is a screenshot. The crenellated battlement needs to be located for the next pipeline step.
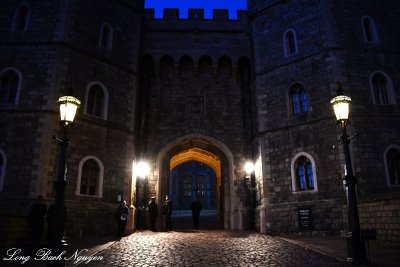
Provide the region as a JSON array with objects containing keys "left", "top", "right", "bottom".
[{"left": 144, "top": 8, "right": 248, "bottom": 22}]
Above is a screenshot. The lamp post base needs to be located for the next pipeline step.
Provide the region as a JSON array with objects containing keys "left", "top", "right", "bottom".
[{"left": 345, "top": 230, "right": 367, "bottom": 265}]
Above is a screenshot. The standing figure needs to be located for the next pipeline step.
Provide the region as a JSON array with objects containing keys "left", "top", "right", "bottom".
[
  {"left": 190, "top": 198, "right": 202, "bottom": 229},
  {"left": 163, "top": 195, "right": 173, "bottom": 231},
  {"left": 148, "top": 196, "right": 158, "bottom": 231},
  {"left": 46, "top": 203, "right": 67, "bottom": 245},
  {"left": 26, "top": 195, "right": 47, "bottom": 247},
  {"left": 115, "top": 200, "right": 129, "bottom": 237}
]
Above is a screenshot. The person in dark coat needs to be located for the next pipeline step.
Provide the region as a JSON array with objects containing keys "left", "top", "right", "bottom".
[
  {"left": 163, "top": 195, "right": 173, "bottom": 231},
  {"left": 190, "top": 198, "right": 202, "bottom": 229},
  {"left": 148, "top": 196, "right": 158, "bottom": 231},
  {"left": 46, "top": 203, "right": 67, "bottom": 245},
  {"left": 26, "top": 195, "right": 47, "bottom": 247},
  {"left": 115, "top": 200, "right": 129, "bottom": 237}
]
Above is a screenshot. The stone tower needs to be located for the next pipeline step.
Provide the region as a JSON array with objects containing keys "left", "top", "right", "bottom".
[
  {"left": 0, "top": 0, "right": 143, "bottom": 245},
  {"left": 249, "top": 0, "right": 400, "bottom": 244},
  {"left": 137, "top": 8, "right": 254, "bottom": 230}
]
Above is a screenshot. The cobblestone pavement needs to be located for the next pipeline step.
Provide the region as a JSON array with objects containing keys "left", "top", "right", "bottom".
[{"left": 84, "top": 230, "right": 350, "bottom": 267}]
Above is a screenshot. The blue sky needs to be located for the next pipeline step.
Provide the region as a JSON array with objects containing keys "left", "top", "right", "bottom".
[{"left": 144, "top": 0, "right": 247, "bottom": 19}]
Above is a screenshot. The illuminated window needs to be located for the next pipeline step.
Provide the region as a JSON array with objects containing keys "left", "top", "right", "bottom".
[
  {"left": 290, "top": 84, "right": 308, "bottom": 115},
  {"left": 84, "top": 82, "right": 108, "bottom": 119},
  {"left": 99, "top": 23, "right": 113, "bottom": 48},
  {"left": 384, "top": 146, "right": 400, "bottom": 186},
  {"left": 370, "top": 71, "right": 395, "bottom": 105},
  {"left": 12, "top": 5, "right": 30, "bottom": 31},
  {"left": 0, "top": 69, "right": 21, "bottom": 104},
  {"left": 0, "top": 149, "right": 6, "bottom": 191},
  {"left": 291, "top": 153, "right": 318, "bottom": 192},
  {"left": 361, "top": 16, "right": 379, "bottom": 43},
  {"left": 283, "top": 29, "right": 298, "bottom": 57},
  {"left": 77, "top": 156, "right": 104, "bottom": 197}
]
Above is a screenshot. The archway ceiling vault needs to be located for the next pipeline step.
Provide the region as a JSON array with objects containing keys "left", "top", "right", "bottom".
[{"left": 170, "top": 148, "right": 221, "bottom": 176}]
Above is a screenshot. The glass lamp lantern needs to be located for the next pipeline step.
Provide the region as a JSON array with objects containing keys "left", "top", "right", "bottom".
[
  {"left": 58, "top": 96, "right": 81, "bottom": 125},
  {"left": 330, "top": 93, "right": 351, "bottom": 128},
  {"left": 244, "top": 161, "right": 255, "bottom": 177},
  {"left": 136, "top": 161, "right": 150, "bottom": 178}
]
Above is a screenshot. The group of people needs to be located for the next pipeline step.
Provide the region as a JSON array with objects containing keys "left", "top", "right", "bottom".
[
  {"left": 26, "top": 195, "right": 67, "bottom": 248},
  {"left": 116, "top": 195, "right": 203, "bottom": 234},
  {"left": 147, "top": 195, "right": 203, "bottom": 231},
  {"left": 28, "top": 194, "right": 204, "bottom": 245}
]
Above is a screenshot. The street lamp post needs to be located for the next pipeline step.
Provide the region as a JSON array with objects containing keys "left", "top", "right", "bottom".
[
  {"left": 244, "top": 161, "right": 255, "bottom": 189},
  {"left": 135, "top": 161, "right": 150, "bottom": 229},
  {"left": 244, "top": 161, "right": 255, "bottom": 230},
  {"left": 49, "top": 95, "right": 80, "bottom": 266},
  {"left": 330, "top": 82, "right": 366, "bottom": 265}
]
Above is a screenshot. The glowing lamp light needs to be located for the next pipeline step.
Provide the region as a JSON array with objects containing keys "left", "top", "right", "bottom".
[
  {"left": 331, "top": 95, "right": 351, "bottom": 127},
  {"left": 244, "top": 161, "right": 255, "bottom": 175},
  {"left": 136, "top": 161, "right": 150, "bottom": 178},
  {"left": 330, "top": 82, "right": 351, "bottom": 128},
  {"left": 58, "top": 96, "right": 81, "bottom": 125}
]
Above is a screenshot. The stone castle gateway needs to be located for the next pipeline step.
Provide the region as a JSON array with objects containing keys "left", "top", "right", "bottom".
[{"left": 0, "top": 0, "right": 399, "bottom": 247}]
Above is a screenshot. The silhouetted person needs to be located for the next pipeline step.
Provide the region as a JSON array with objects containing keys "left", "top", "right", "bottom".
[
  {"left": 191, "top": 198, "right": 202, "bottom": 228},
  {"left": 148, "top": 196, "right": 158, "bottom": 231},
  {"left": 115, "top": 200, "right": 129, "bottom": 237},
  {"left": 26, "top": 195, "right": 47, "bottom": 247},
  {"left": 163, "top": 195, "right": 173, "bottom": 231},
  {"left": 46, "top": 203, "right": 67, "bottom": 245}
]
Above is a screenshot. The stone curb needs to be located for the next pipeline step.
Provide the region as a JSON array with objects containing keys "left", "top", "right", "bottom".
[
  {"left": 73, "top": 239, "right": 120, "bottom": 266},
  {"left": 277, "top": 236, "right": 348, "bottom": 263}
]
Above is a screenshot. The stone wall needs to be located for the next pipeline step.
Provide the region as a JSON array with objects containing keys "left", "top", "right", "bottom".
[
  {"left": 65, "top": 200, "right": 119, "bottom": 238},
  {"left": 251, "top": 0, "right": 400, "bottom": 242},
  {"left": 0, "top": 0, "right": 143, "bottom": 243},
  {"left": 264, "top": 199, "right": 345, "bottom": 235},
  {"left": 0, "top": 197, "right": 30, "bottom": 248},
  {"left": 0, "top": 199, "right": 120, "bottom": 248},
  {"left": 359, "top": 198, "right": 400, "bottom": 247},
  {"left": 137, "top": 8, "right": 254, "bottom": 229},
  {"left": 0, "top": 215, "right": 26, "bottom": 248}
]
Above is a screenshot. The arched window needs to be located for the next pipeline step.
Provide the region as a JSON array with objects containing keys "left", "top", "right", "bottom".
[
  {"left": 0, "top": 149, "right": 6, "bottom": 191},
  {"left": 0, "top": 68, "right": 21, "bottom": 104},
  {"left": 99, "top": 23, "right": 113, "bottom": 49},
  {"left": 361, "top": 16, "right": 379, "bottom": 43},
  {"left": 283, "top": 29, "right": 298, "bottom": 57},
  {"left": 198, "top": 56, "right": 213, "bottom": 80},
  {"left": 291, "top": 152, "right": 317, "bottom": 192},
  {"left": 160, "top": 55, "right": 174, "bottom": 80},
  {"left": 12, "top": 5, "right": 30, "bottom": 31},
  {"left": 77, "top": 156, "right": 104, "bottom": 197},
  {"left": 84, "top": 82, "right": 108, "bottom": 119},
  {"left": 179, "top": 56, "right": 193, "bottom": 80},
  {"left": 370, "top": 72, "right": 395, "bottom": 105},
  {"left": 289, "top": 83, "right": 308, "bottom": 115},
  {"left": 217, "top": 56, "right": 232, "bottom": 79},
  {"left": 384, "top": 145, "right": 400, "bottom": 186}
]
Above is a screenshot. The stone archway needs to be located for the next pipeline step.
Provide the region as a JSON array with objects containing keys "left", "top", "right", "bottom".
[
  {"left": 169, "top": 149, "right": 221, "bottom": 224},
  {"left": 155, "top": 134, "right": 236, "bottom": 229}
]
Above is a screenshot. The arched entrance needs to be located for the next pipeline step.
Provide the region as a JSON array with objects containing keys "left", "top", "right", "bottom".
[
  {"left": 168, "top": 148, "right": 221, "bottom": 228},
  {"left": 155, "top": 134, "right": 235, "bottom": 230}
]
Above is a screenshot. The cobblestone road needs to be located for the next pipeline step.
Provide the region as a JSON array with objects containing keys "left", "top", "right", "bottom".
[{"left": 85, "top": 230, "right": 350, "bottom": 267}]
